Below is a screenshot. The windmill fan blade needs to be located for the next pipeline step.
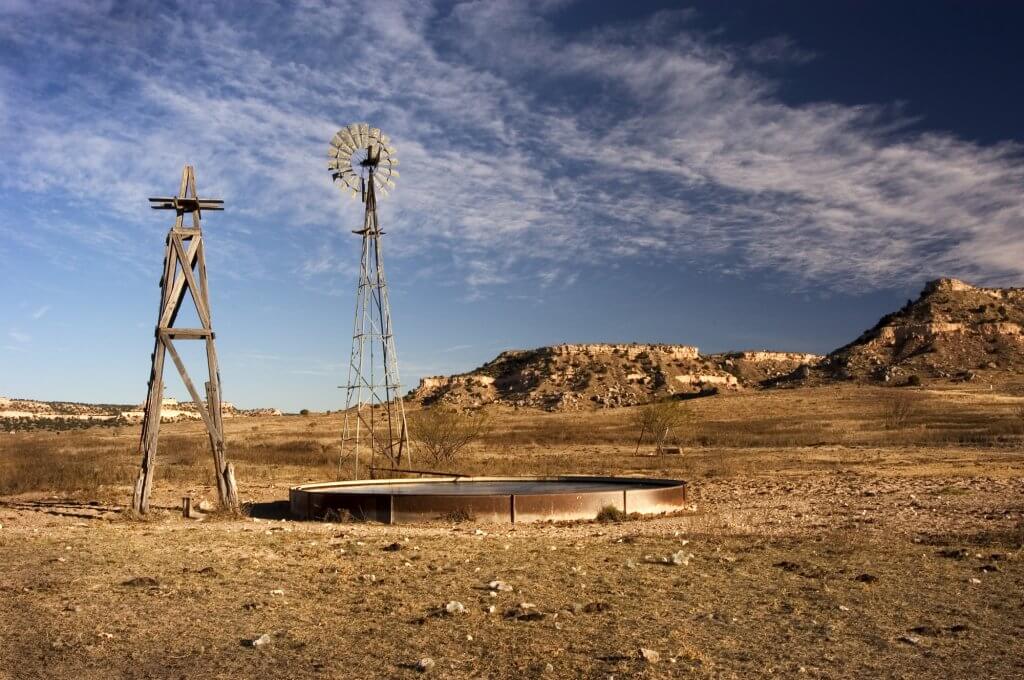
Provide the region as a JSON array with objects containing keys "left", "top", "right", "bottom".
[
  {"left": 342, "top": 127, "right": 359, "bottom": 148},
  {"left": 358, "top": 123, "right": 370, "bottom": 147},
  {"left": 369, "top": 126, "right": 381, "bottom": 141},
  {"left": 330, "top": 132, "right": 346, "bottom": 148},
  {"left": 346, "top": 124, "right": 359, "bottom": 149}
]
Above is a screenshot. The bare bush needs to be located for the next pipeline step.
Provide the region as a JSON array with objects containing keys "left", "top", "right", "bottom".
[
  {"left": 409, "top": 408, "right": 491, "bottom": 466},
  {"left": 881, "top": 392, "right": 920, "bottom": 430},
  {"left": 630, "top": 400, "right": 690, "bottom": 451}
]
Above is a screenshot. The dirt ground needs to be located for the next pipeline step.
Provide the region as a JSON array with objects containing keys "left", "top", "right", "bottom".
[{"left": 2, "top": 386, "right": 1023, "bottom": 678}]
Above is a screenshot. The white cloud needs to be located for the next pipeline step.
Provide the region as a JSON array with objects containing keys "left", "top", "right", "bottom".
[
  {"left": 1, "top": 0, "right": 1022, "bottom": 297},
  {"left": 31, "top": 305, "right": 50, "bottom": 320},
  {"left": 8, "top": 330, "right": 30, "bottom": 343}
]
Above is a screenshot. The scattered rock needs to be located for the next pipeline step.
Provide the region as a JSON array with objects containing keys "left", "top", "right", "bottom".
[
  {"left": 197, "top": 500, "right": 215, "bottom": 513},
  {"left": 669, "top": 551, "right": 693, "bottom": 566},
  {"left": 121, "top": 576, "right": 159, "bottom": 588},
  {"left": 383, "top": 542, "right": 402, "bottom": 552},
  {"left": 979, "top": 564, "right": 999, "bottom": 573},
  {"left": 969, "top": 577, "right": 982, "bottom": 584},
  {"left": 897, "top": 634, "right": 921, "bottom": 646},
  {"left": 908, "top": 625, "right": 941, "bottom": 637},
  {"left": 583, "top": 602, "right": 611, "bottom": 613},
  {"left": 854, "top": 573, "right": 878, "bottom": 583},
  {"left": 269, "top": 589, "right": 284, "bottom": 596},
  {"left": 938, "top": 548, "right": 969, "bottom": 560},
  {"left": 416, "top": 657, "right": 435, "bottom": 673},
  {"left": 505, "top": 603, "right": 545, "bottom": 621},
  {"left": 444, "top": 601, "right": 466, "bottom": 616},
  {"left": 487, "top": 580, "right": 513, "bottom": 592},
  {"left": 246, "top": 634, "right": 272, "bottom": 648},
  {"left": 639, "top": 648, "right": 661, "bottom": 664}
]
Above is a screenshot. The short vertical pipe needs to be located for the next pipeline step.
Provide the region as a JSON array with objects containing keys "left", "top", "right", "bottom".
[
  {"left": 623, "top": 489, "right": 628, "bottom": 515},
  {"left": 510, "top": 495, "right": 516, "bottom": 524}
]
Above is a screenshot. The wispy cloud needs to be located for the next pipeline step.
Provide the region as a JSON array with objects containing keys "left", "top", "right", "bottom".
[
  {"left": 8, "top": 330, "right": 30, "bottom": 343},
  {"left": 1, "top": 0, "right": 1022, "bottom": 298},
  {"left": 31, "top": 305, "right": 50, "bottom": 320}
]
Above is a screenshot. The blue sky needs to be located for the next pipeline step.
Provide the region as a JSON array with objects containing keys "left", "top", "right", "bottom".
[{"left": 2, "top": 1, "right": 1023, "bottom": 411}]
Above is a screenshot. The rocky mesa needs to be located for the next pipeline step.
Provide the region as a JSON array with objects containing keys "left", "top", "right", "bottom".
[
  {"left": 408, "top": 343, "right": 822, "bottom": 410},
  {"left": 789, "top": 277, "right": 1024, "bottom": 386}
]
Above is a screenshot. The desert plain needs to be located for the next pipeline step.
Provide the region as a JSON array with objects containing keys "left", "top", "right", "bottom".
[{"left": 1, "top": 383, "right": 1022, "bottom": 679}]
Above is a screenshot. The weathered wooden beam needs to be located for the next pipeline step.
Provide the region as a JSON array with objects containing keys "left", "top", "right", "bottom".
[
  {"left": 158, "top": 237, "right": 200, "bottom": 328},
  {"left": 159, "top": 328, "right": 212, "bottom": 339},
  {"left": 162, "top": 336, "right": 217, "bottom": 435},
  {"left": 169, "top": 234, "right": 211, "bottom": 326}
]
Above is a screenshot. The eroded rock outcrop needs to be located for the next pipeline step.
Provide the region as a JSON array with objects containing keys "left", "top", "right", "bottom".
[
  {"left": 409, "top": 343, "right": 822, "bottom": 411},
  {"left": 790, "top": 278, "right": 1024, "bottom": 386}
]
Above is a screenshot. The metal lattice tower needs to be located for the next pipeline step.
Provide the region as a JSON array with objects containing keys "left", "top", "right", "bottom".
[{"left": 327, "top": 124, "right": 410, "bottom": 477}]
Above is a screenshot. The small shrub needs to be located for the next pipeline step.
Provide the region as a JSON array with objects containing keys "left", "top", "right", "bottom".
[
  {"left": 881, "top": 393, "right": 920, "bottom": 430},
  {"left": 596, "top": 505, "right": 627, "bottom": 522},
  {"left": 409, "top": 408, "right": 491, "bottom": 466},
  {"left": 904, "top": 375, "right": 922, "bottom": 387},
  {"left": 631, "top": 400, "right": 691, "bottom": 449},
  {"left": 440, "top": 507, "right": 475, "bottom": 523},
  {"left": 299, "top": 409, "right": 310, "bottom": 416}
]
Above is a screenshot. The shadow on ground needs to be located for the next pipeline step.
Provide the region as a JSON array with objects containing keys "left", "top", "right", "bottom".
[{"left": 245, "top": 500, "right": 291, "bottom": 520}]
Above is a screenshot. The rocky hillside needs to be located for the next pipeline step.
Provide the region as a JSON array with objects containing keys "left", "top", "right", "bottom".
[
  {"left": 0, "top": 396, "right": 282, "bottom": 432},
  {"left": 408, "top": 344, "right": 821, "bottom": 410},
  {"left": 791, "top": 278, "right": 1024, "bottom": 386}
]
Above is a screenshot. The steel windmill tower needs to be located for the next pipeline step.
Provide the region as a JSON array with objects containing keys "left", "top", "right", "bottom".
[{"left": 327, "top": 123, "right": 410, "bottom": 477}]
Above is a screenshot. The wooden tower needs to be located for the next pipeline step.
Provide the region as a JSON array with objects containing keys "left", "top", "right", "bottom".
[{"left": 131, "top": 165, "right": 238, "bottom": 514}]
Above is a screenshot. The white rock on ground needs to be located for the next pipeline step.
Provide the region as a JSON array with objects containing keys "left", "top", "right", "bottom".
[
  {"left": 639, "top": 648, "right": 660, "bottom": 664},
  {"left": 248, "top": 634, "right": 272, "bottom": 648}
]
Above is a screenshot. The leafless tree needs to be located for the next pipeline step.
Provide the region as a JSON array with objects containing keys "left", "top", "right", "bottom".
[
  {"left": 409, "top": 408, "right": 491, "bottom": 465},
  {"left": 631, "top": 400, "right": 690, "bottom": 453}
]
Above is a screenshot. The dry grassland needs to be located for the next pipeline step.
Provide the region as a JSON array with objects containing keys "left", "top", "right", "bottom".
[{"left": 1, "top": 384, "right": 1023, "bottom": 678}]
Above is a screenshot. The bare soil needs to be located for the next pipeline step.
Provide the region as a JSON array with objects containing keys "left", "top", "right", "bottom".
[{"left": 2, "top": 385, "right": 1023, "bottom": 678}]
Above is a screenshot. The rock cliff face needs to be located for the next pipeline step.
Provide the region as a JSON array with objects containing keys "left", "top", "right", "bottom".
[
  {"left": 791, "top": 278, "right": 1024, "bottom": 386},
  {"left": 408, "top": 343, "right": 822, "bottom": 411}
]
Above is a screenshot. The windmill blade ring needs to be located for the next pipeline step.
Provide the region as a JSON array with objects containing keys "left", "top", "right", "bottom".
[{"left": 327, "top": 123, "right": 400, "bottom": 199}]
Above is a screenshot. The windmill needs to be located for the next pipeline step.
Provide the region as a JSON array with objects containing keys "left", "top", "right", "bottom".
[
  {"left": 131, "top": 165, "right": 238, "bottom": 513},
  {"left": 328, "top": 123, "right": 410, "bottom": 477}
]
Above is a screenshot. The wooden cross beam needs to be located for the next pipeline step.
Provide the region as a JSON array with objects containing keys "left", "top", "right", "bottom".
[{"left": 148, "top": 197, "right": 225, "bottom": 211}]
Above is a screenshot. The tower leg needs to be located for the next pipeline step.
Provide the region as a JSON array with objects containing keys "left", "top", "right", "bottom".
[{"left": 132, "top": 340, "right": 167, "bottom": 514}]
